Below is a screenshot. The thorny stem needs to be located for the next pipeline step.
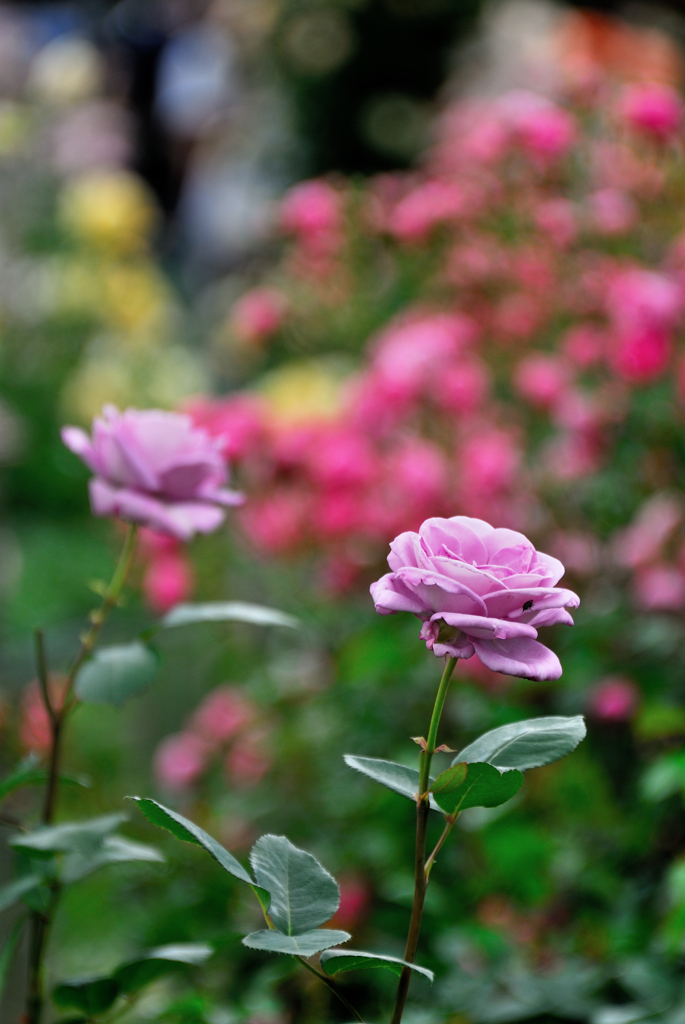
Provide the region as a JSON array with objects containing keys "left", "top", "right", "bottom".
[
  {"left": 390, "top": 656, "right": 458, "bottom": 1024},
  {"left": 25, "top": 524, "right": 138, "bottom": 1024}
]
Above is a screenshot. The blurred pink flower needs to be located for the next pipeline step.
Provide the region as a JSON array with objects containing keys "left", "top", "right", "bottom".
[
  {"left": 225, "top": 732, "right": 272, "bottom": 787},
  {"left": 543, "top": 432, "right": 599, "bottom": 481},
  {"left": 534, "top": 199, "right": 577, "bottom": 248},
  {"left": 62, "top": 406, "right": 243, "bottom": 540},
  {"left": 372, "top": 313, "right": 479, "bottom": 402},
  {"left": 589, "top": 188, "right": 636, "bottom": 235},
  {"left": 280, "top": 179, "right": 342, "bottom": 238},
  {"left": 307, "top": 427, "right": 376, "bottom": 488},
  {"left": 561, "top": 324, "right": 605, "bottom": 367},
  {"left": 192, "top": 685, "right": 255, "bottom": 745},
  {"left": 184, "top": 394, "right": 267, "bottom": 462},
  {"left": 370, "top": 515, "right": 578, "bottom": 679},
  {"left": 589, "top": 676, "right": 640, "bottom": 722},
  {"left": 514, "top": 354, "right": 572, "bottom": 409},
  {"left": 241, "top": 491, "right": 308, "bottom": 553},
  {"left": 154, "top": 732, "right": 209, "bottom": 792},
  {"left": 388, "top": 180, "right": 467, "bottom": 242},
  {"left": 20, "top": 679, "right": 66, "bottom": 754},
  {"left": 499, "top": 91, "right": 576, "bottom": 159},
  {"left": 613, "top": 494, "right": 682, "bottom": 568},
  {"left": 610, "top": 326, "right": 672, "bottom": 382},
  {"left": 607, "top": 268, "right": 681, "bottom": 335},
  {"left": 231, "top": 287, "right": 288, "bottom": 344},
  {"left": 493, "top": 293, "right": 543, "bottom": 340},
  {"left": 434, "top": 359, "right": 490, "bottom": 414},
  {"left": 620, "top": 82, "right": 684, "bottom": 140},
  {"left": 634, "top": 563, "right": 685, "bottom": 611},
  {"left": 330, "top": 875, "right": 372, "bottom": 929},
  {"left": 549, "top": 531, "right": 601, "bottom": 576},
  {"left": 143, "top": 550, "right": 194, "bottom": 613},
  {"left": 460, "top": 431, "right": 521, "bottom": 496}
]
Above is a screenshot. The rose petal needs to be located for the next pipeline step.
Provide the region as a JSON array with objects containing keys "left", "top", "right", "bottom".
[
  {"left": 432, "top": 611, "right": 538, "bottom": 641},
  {"left": 471, "top": 637, "right": 562, "bottom": 680}
]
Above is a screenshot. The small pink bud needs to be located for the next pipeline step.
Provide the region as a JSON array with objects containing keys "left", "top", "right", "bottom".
[{"left": 154, "top": 732, "right": 209, "bottom": 792}]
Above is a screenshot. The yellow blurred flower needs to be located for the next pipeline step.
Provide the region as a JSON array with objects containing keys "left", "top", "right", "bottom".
[
  {"left": 59, "top": 171, "right": 158, "bottom": 254},
  {"left": 28, "top": 37, "right": 103, "bottom": 105},
  {"left": 61, "top": 334, "right": 208, "bottom": 424},
  {"left": 0, "top": 102, "right": 29, "bottom": 155},
  {"left": 258, "top": 359, "right": 347, "bottom": 426},
  {"left": 101, "top": 261, "right": 171, "bottom": 333}
]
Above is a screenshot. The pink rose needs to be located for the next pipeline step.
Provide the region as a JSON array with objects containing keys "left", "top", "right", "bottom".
[
  {"left": 192, "top": 685, "right": 255, "bottom": 744},
  {"left": 514, "top": 354, "right": 572, "bottom": 409},
  {"left": 154, "top": 732, "right": 209, "bottom": 792},
  {"left": 620, "top": 83, "right": 684, "bottom": 140},
  {"left": 62, "top": 405, "right": 243, "bottom": 540},
  {"left": 589, "top": 677, "right": 639, "bottom": 722},
  {"left": 388, "top": 180, "right": 467, "bottom": 242},
  {"left": 143, "top": 550, "right": 194, "bottom": 613},
  {"left": 370, "top": 516, "right": 578, "bottom": 680},
  {"left": 231, "top": 287, "right": 288, "bottom": 344}
]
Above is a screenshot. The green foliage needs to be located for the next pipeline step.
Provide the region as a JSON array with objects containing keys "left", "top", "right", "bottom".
[
  {"left": 320, "top": 949, "right": 434, "bottom": 981},
  {"left": 112, "top": 943, "right": 214, "bottom": 994},
  {"left": 160, "top": 601, "right": 299, "bottom": 631},
  {"left": 52, "top": 943, "right": 213, "bottom": 1017},
  {"left": 52, "top": 977, "right": 119, "bottom": 1016},
  {"left": 454, "top": 716, "right": 587, "bottom": 772},
  {"left": 242, "top": 929, "right": 351, "bottom": 956},
  {"left": 0, "top": 874, "right": 43, "bottom": 912},
  {"left": 130, "top": 797, "right": 267, "bottom": 909},
  {"left": 9, "top": 813, "right": 163, "bottom": 885},
  {"left": 74, "top": 642, "right": 159, "bottom": 705},
  {"left": 431, "top": 762, "right": 523, "bottom": 815},
  {"left": 250, "top": 834, "right": 340, "bottom": 934},
  {"left": 0, "top": 754, "right": 47, "bottom": 802},
  {"left": 343, "top": 755, "right": 440, "bottom": 810}
]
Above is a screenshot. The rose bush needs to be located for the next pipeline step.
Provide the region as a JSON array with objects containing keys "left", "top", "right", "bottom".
[{"left": 370, "top": 516, "right": 579, "bottom": 679}]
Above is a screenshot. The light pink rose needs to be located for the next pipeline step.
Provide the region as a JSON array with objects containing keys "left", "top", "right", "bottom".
[
  {"left": 192, "top": 685, "right": 255, "bottom": 744},
  {"left": 370, "top": 516, "right": 578, "bottom": 680},
  {"left": 154, "top": 732, "right": 209, "bottom": 792},
  {"left": 231, "top": 287, "right": 288, "bottom": 344},
  {"left": 514, "top": 354, "right": 572, "bottom": 409},
  {"left": 62, "top": 405, "right": 243, "bottom": 540},
  {"left": 388, "top": 180, "right": 467, "bottom": 242}
]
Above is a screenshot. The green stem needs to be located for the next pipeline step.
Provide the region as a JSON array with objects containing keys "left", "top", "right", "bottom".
[
  {"left": 390, "top": 655, "right": 458, "bottom": 1024},
  {"left": 296, "top": 956, "right": 365, "bottom": 1023},
  {"left": 25, "top": 523, "right": 138, "bottom": 1024},
  {"left": 424, "top": 815, "right": 457, "bottom": 880}
]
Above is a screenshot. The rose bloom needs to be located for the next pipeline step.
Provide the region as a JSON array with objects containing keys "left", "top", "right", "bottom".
[
  {"left": 370, "top": 516, "right": 579, "bottom": 680},
  {"left": 154, "top": 732, "right": 209, "bottom": 792},
  {"left": 62, "top": 405, "right": 243, "bottom": 540},
  {"left": 620, "top": 82, "right": 684, "bottom": 140}
]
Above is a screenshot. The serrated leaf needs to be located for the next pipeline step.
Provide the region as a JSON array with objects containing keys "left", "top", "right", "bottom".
[
  {"left": 320, "top": 949, "right": 434, "bottom": 981},
  {"left": 75, "top": 642, "right": 159, "bottom": 706},
  {"left": 0, "top": 874, "right": 43, "bottom": 912},
  {"left": 52, "top": 977, "right": 119, "bottom": 1015},
  {"left": 250, "top": 835, "right": 339, "bottom": 935},
  {"left": 113, "top": 942, "right": 213, "bottom": 994},
  {"left": 161, "top": 602, "right": 299, "bottom": 630},
  {"left": 242, "top": 929, "right": 350, "bottom": 957},
  {"left": 130, "top": 797, "right": 268, "bottom": 910},
  {"left": 432, "top": 762, "right": 523, "bottom": 816},
  {"left": 430, "top": 763, "right": 468, "bottom": 796},
  {"left": 343, "top": 756, "right": 441, "bottom": 811},
  {"left": 454, "top": 716, "right": 586, "bottom": 772},
  {"left": 61, "top": 835, "right": 164, "bottom": 884}
]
